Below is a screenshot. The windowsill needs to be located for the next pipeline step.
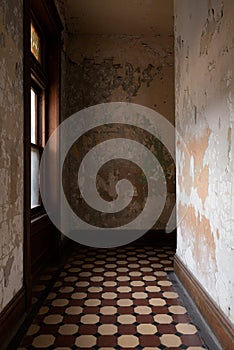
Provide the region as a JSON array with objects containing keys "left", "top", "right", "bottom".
[{"left": 31, "top": 212, "right": 47, "bottom": 224}]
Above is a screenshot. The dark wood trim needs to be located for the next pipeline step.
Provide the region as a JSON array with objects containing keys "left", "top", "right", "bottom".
[
  {"left": 174, "top": 254, "right": 234, "bottom": 350},
  {"left": 0, "top": 288, "right": 26, "bottom": 350},
  {"left": 23, "top": 0, "right": 63, "bottom": 310},
  {"left": 31, "top": 0, "right": 63, "bottom": 35},
  {"left": 0, "top": 1, "right": 63, "bottom": 348}
]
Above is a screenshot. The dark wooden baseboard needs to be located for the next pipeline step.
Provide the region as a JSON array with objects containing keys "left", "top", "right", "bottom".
[
  {"left": 134, "top": 229, "right": 176, "bottom": 247},
  {"left": 0, "top": 288, "right": 26, "bottom": 350},
  {"left": 174, "top": 254, "right": 234, "bottom": 350}
]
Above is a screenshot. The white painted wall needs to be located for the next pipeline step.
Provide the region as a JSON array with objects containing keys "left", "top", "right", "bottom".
[{"left": 175, "top": 0, "right": 234, "bottom": 323}]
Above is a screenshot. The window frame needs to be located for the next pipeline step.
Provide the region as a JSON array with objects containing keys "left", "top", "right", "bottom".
[
  {"left": 31, "top": 20, "right": 43, "bottom": 64},
  {"left": 30, "top": 84, "right": 44, "bottom": 215},
  {"left": 24, "top": 0, "right": 63, "bottom": 308},
  {"left": 30, "top": 18, "right": 47, "bottom": 217}
]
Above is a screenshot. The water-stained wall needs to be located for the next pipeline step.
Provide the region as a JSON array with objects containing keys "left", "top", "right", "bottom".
[
  {"left": 64, "top": 34, "right": 174, "bottom": 122},
  {"left": 59, "top": 29, "right": 175, "bottom": 231},
  {"left": 175, "top": 0, "right": 234, "bottom": 323},
  {"left": 0, "top": 0, "right": 24, "bottom": 312}
]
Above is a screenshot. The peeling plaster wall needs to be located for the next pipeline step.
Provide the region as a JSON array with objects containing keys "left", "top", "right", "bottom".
[
  {"left": 60, "top": 31, "right": 175, "bottom": 230},
  {"left": 175, "top": 0, "right": 234, "bottom": 323},
  {"left": 0, "top": 1, "right": 24, "bottom": 312},
  {"left": 64, "top": 34, "right": 174, "bottom": 123}
]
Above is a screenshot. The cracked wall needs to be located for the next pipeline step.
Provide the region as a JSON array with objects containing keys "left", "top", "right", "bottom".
[
  {"left": 0, "top": 0, "right": 24, "bottom": 312},
  {"left": 175, "top": 0, "right": 234, "bottom": 323},
  {"left": 60, "top": 31, "right": 175, "bottom": 231},
  {"left": 64, "top": 34, "right": 174, "bottom": 123}
]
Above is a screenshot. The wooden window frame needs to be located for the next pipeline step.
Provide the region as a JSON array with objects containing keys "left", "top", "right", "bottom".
[
  {"left": 30, "top": 18, "right": 47, "bottom": 217},
  {"left": 24, "top": 0, "right": 63, "bottom": 307},
  {"left": 30, "top": 83, "right": 45, "bottom": 216}
]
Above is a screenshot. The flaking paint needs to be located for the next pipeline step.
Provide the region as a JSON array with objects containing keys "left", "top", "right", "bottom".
[
  {"left": 57, "top": 18, "right": 176, "bottom": 231},
  {"left": 175, "top": 0, "right": 234, "bottom": 323},
  {"left": 0, "top": 0, "right": 24, "bottom": 312}
]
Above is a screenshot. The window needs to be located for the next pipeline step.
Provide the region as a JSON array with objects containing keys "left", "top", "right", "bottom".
[
  {"left": 30, "top": 20, "right": 47, "bottom": 214},
  {"left": 24, "top": 0, "right": 62, "bottom": 308},
  {"left": 31, "top": 22, "right": 42, "bottom": 63},
  {"left": 30, "top": 86, "right": 44, "bottom": 209}
]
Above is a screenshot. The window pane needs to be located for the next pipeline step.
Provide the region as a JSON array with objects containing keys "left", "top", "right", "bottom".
[
  {"left": 31, "top": 22, "right": 41, "bottom": 62},
  {"left": 31, "top": 89, "right": 37, "bottom": 143},
  {"left": 31, "top": 148, "right": 40, "bottom": 208}
]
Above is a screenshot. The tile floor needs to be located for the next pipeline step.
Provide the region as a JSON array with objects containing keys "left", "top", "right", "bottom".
[{"left": 19, "top": 245, "right": 207, "bottom": 349}]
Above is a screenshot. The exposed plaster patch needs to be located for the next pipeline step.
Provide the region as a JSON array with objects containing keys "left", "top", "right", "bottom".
[
  {"left": 175, "top": 0, "right": 234, "bottom": 323},
  {"left": 178, "top": 204, "right": 217, "bottom": 283},
  {"left": 195, "top": 165, "right": 209, "bottom": 207},
  {"left": 189, "top": 129, "right": 211, "bottom": 172}
]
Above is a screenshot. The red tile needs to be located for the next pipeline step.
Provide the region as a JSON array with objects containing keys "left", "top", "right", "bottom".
[
  {"left": 97, "top": 335, "right": 117, "bottom": 347},
  {"left": 101, "top": 299, "right": 116, "bottom": 306},
  {"left": 63, "top": 315, "right": 81, "bottom": 323},
  {"left": 87, "top": 293, "right": 101, "bottom": 299},
  {"left": 118, "top": 293, "right": 132, "bottom": 299},
  {"left": 83, "top": 306, "right": 99, "bottom": 314},
  {"left": 19, "top": 245, "right": 206, "bottom": 350},
  {"left": 140, "top": 335, "right": 161, "bottom": 347},
  {"left": 39, "top": 325, "right": 59, "bottom": 334},
  {"left": 54, "top": 335, "right": 76, "bottom": 347},
  {"left": 118, "top": 281, "right": 131, "bottom": 286},
  {"left": 118, "top": 307, "right": 134, "bottom": 314},
  {"left": 131, "top": 286, "right": 145, "bottom": 292},
  {"left": 134, "top": 299, "right": 149, "bottom": 306},
  {"left": 100, "top": 315, "right": 117, "bottom": 324},
  {"left": 118, "top": 324, "right": 137, "bottom": 334},
  {"left": 152, "top": 306, "right": 169, "bottom": 314},
  {"left": 157, "top": 324, "right": 177, "bottom": 334},
  {"left": 147, "top": 281, "right": 157, "bottom": 285},
  {"left": 136, "top": 315, "right": 154, "bottom": 323},
  {"left": 49, "top": 306, "right": 66, "bottom": 314},
  {"left": 102, "top": 287, "right": 116, "bottom": 292},
  {"left": 79, "top": 324, "right": 98, "bottom": 335},
  {"left": 69, "top": 299, "right": 83, "bottom": 306},
  {"left": 147, "top": 292, "right": 163, "bottom": 298}
]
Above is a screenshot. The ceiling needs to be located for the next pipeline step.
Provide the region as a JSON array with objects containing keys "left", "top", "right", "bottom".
[{"left": 60, "top": 0, "right": 174, "bottom": 35}]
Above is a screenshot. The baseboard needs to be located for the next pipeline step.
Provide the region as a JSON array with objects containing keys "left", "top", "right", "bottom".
[
  {"left": 174, "top": 254, "right": 234, "bottom": 350},
  {"left": 133, "top": 229, "right": 177, "bottom": 247},
  {"left": 0, "top": 288, "right": 26, "bottom": 350}
]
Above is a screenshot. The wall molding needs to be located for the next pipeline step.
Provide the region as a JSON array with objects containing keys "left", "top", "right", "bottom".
[
  {"left": 0, "top": 288, "right": 26, "bottom": 350},
  {"left": 174, "top": 254, "right": 234, "bottom": 350}
]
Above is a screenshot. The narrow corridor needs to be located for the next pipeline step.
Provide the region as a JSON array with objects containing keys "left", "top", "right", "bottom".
[
  {"left": 1, "top": 1, "right": 234, "bottom": 349},
  {"left": 18, "top": 245, "right": 206, "bottom": 349}
]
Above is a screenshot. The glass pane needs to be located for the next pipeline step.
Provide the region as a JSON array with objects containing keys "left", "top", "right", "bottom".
[
  {"left": 31, "top": 22, "right": 41, "bottom": 62},
  {"left": 31, "top": 148, "right": 40, "bottom": 208},
  {"left": 31, "top": 89, "right": 37, "bottom": 143}
]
